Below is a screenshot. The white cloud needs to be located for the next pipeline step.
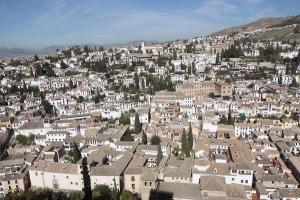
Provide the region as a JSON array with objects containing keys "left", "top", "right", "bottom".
[{"left": 33, "top": 1, "right": 96, "bottom": 25}]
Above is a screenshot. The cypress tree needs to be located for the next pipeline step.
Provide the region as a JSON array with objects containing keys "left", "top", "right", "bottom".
[
  {"left": 228, "top": 110, "right": 234, "bottom": 125},
  {"left": 142, "top": 131, "right": 147, "bottom": 144},
  {"left": 134, "top": 113, "right": 142, "bottom": 134},
  {"left": 134, "top": 72, "right": 139, "bottom": 90},
  {"left": 188, "top": 123, "right": 193, "bottom": 154},
  {"left": 112, "top": 178, "right": 119, "bottom": 200},
  {"left": 82, "top": 157, "right": 92, "bottom": 200},
  {"left": 181, "top": 129, "right": 189, "bottom": 157},
  {"left": 297, "top": 49, "right": 300, "bottom": 65},
  {"left": 72, "top": 142, "right": 81, "bottom": 163},
  {"left": 215, "top": 53, "right": 220, "bottom": 64}
]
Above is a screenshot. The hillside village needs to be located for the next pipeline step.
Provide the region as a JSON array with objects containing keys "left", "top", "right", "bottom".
[{"left": 0, "top": 22, "right": 300, "bottom": 200}]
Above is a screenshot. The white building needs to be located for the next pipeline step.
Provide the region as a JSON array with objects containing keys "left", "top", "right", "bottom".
[{"left": 29, "top": 160, "right": 83, "bottom": 191}]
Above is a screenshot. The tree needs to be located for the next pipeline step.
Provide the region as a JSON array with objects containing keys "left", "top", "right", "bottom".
[
  {"left": 185, "top": 43, "right": 194, "bottom": 53},
  {"left": 134, "top": 113, "right": 142, "bottom": 134},
  {"left": 20, "top": 95, "right": 26, "bottom": 103},
  {"left": 120, "top": 190, "right": 136, "bottom": 200},
  {"left": 215, "top": 53, "right": 220, "bottom": 64},
  {"left": 52, "top": 191, "right": 67, "bottom": 200},
  {"left": 278, "top": 76, "right": 282, "bottom": 85},
  {"left": 16, "top": 134, "right": 34, "bottom": 145},
  {"left": 111, "top": 178, "right": 119, "bottom": 200},
  {"left": 69, "top": 191, "right": 84, "bottom": 200},
  {"left": 157, "top": 55, "right": 166, "bottom": 66},
  {"left": 94, "top": 92, "right": 102, "bottom": 104},
  {"left": 34, "top": 54, "right": 39, "bottom": 61},
  {"left": 222, "top": 43, "right": 244, "bottom": 59},
  {"left": 121, "top": 129, "right": 134, "bottom": 141},
  {"left": 60, "top": 61, "right": 69, "bottom": 69},
  {"left": 297, "top": 48, "right": 300, "bottom": 65},
  {"left": 77, "top": 96, "right": 85, "bottom": 103},
  {"left": 149, "top": 190, "right": 173, "bottom": 200},
  {"left": 208, "top": 92, "right": 215, "bottom": 99},
  {"left": 34, "top": 63, "right": 56, "bottom": 77},
  {"left": 157, "top": 144, "right": 163, "bottom": 165},
  {"left": 69, "top": 79, "right": 74, "bottom": 89},
  {"left": 119, "top": 112, "right": 130, "bottom": 125},
  {"left": 228, "top": 111, "right": 234, "bottom": 125},
  {"left": 181, "top": 129, "right": 189, "bottom": 157},
  {"left": 188, "top": 123, "right": 193, "bottom": 153},
  {"left": 142, "top": 131, "right": 147, "bottom": 144},
  {"left": 188, "top": 66, "right": 192, "bottom": 75},
  {"left": 82, "top": 157, "right": 92, "bottom": 200},
  {"left": 84, "top": 45, "right": 89, "bottom": 53},
  {"left": 290, "top": 77, "right": 299, "bottom": 87},
  {"left": 151, "top": 135, "right": 161, "bottom": 145},
  {"left": 30, "top": 67, "right": 34, "bottom": 77},
  {"left": 42, "top": 100, "right": 53, "bottom": 115},
  {"left": 134, "top": 72, "right": 139, "bottom": 90},
  {"left": 70, "top": 142, "right": 81, "bottom": 163},
  {"left": 218, "top": 115, "right": 228, "bottom": 124},
  {"left": 11, "top": 189, "right": 82, "bottom": 200},
  {"left": 141, "top": 78, "right": 145, "bottom": 91},
  {"left": 44, "top": 63, "right": 56, "bottom": 77},
  {"left": 92, "top": 185, "right": 112, "bottom": 200}
]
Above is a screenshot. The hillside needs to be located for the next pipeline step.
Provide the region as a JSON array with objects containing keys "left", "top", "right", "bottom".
[
  {"left": 212, "top": 16, "right": 294, "bottom": 36},
  {"left": 271, "top": 15, "right": 300, "bottom": 27}
]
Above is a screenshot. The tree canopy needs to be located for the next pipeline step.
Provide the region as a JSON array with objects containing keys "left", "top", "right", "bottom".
[
  {"left": 151, "top": 135, "right": 161, "bottom": 145},
  {"left": 181, "top": 129, "right": 190, "bottom": 157},
  {"left": 134, "top": 113, "right": 142, "bottom": 134},
  {"left": 92, "top": 185, "right": 113, "bottom": 200},
  {"left": 120, "top": 190, "right": 136, "bottom": 200}
]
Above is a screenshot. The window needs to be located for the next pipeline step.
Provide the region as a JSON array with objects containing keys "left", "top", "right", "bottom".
[
  {"left": 150, "top": 182, "right": 152, "bottom": 186},
  {"left": 245, "top": 180, "right": 248, "bottom": 184},
  {"left": 241, "top": 180, "right": 244, "bottom": 183},
  {"left": 15, "top": 180, "right": 17, "bottom": 184},
  {"left": 232, "top": 178, "right": 234, "bottom": 181},
  {"left": 66, "top": 176, "right": 69, "bottom": 179},
  {"left": 131, "top": 176, "right": 135, "bottom": 181},
  {"left": 8, "top": 181, "right": 10, "bottom": 185},
  {"left": 35, "top": 172, "right": 38, "bottom": 176},
  {"left": 144, "top": 182, "right": 147, "bottom": 186},
  {"left": 132, "top": 184, "right": 135, "bottom": 189}
]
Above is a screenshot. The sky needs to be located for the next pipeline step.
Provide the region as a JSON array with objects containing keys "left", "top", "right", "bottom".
[{"left": 0, "top": 0, "right": 299, "bottom": 48}]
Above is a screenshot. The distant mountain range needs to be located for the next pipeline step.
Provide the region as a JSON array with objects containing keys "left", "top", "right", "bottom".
[{"left": 0, "top": 46, "right": 65, "bottom": 58}]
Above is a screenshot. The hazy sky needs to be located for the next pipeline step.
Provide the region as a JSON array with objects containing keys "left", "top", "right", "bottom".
[{"left": 0, "top": 0, "right": 299, "bottom": 48}]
